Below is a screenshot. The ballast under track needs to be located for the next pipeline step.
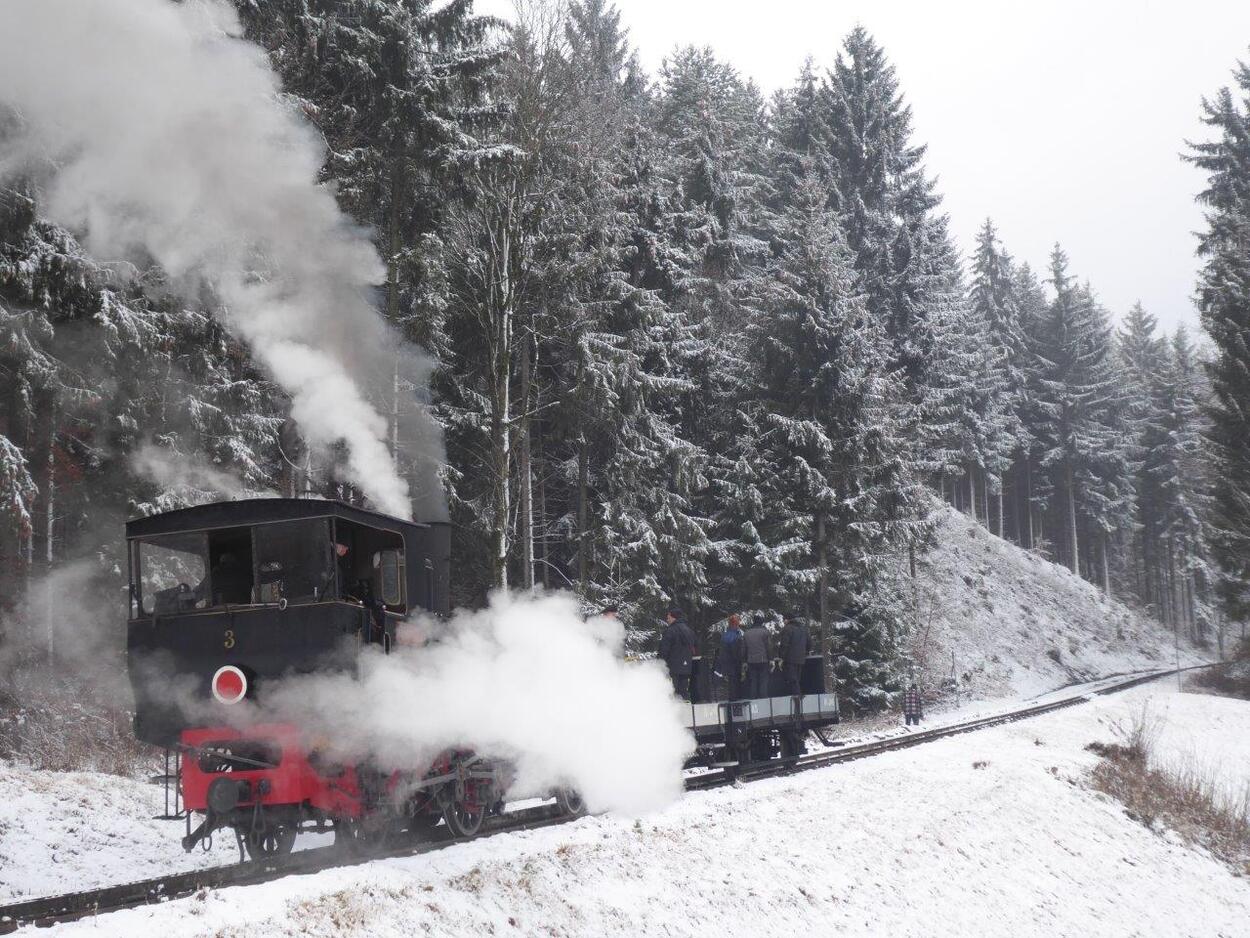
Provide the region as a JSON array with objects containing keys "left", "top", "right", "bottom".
[{"left": 0, "top": 665, "right": 1211, "bottom": 934}]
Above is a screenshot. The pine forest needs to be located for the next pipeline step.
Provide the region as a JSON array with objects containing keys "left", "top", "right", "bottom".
[{"left": 2, "top": 0, "right": 1248, "bottom": 708}]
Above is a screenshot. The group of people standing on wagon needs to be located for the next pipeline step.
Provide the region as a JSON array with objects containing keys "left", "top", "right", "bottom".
[
  {"left": 657, "top": 607, "right": 813, "bottom": 702},
  {"left": 655, "top": 605, "right": 926, "bottom": 725}
]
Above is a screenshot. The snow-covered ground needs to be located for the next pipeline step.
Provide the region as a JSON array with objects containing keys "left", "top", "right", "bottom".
[
  {"left": 0, "top": 672, "right": 1156, "bottom": 904},
  {"left": 911, "top": 506, "right": 1208, "bottom": 699},
  {"left": 0, "top": 521, "right": 1229, "bottom": 932},
  {"left": 0, "top": 763, "right": 239, "bottom": 901},
  {"left": 1148, "top": 688, "right": 1250, "bottom": 803},
  {"left": 9, "top": 685, "right": 1248, "bottom": 937}
]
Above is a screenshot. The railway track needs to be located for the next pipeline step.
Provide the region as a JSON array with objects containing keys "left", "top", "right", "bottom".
[
  {"left": 0, "top": 664, "right": 1211, "bottom": 934},
  {"left": 688, "top": 665, "right": 1203, "bottom": 790}
]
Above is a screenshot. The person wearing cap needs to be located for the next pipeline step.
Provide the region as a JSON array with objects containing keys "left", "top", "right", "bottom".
[
  {"left": 658, "top": 606, "right": 697, "bottom": 701},
  {"left": 903, "top": 682, "right": 924, "bottom": 726},
  {"left": 743, "top": 614, "right": 773, "bottom": 698}
]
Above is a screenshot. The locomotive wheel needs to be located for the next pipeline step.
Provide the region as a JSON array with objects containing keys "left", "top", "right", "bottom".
[
  {"left": 442, "top": 798, "right": 485, "bottom": 838},
  {"left": 555, "top": 788, "right": 586, "bottom": 818},
  {"left": 332, "top": 818, "right": 367, "bottom": 855},
  {"left": 243, "top": 825, "right": 296, "bottom": 861},
  {"left": 407, "top": 808, "right": 443, "bottom": 837}
]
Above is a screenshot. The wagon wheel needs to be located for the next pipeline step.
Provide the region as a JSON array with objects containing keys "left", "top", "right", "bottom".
[
  {"left": 779, "top": 729, "right": 804, "bottom": 761},
  {"left": 554, "top": 788, "right": 586, "bottom": 818},
  {"left": 442, "top": 795, "right": 485, "bottom": 838},
  {"left": 243, "top": 825, "right": 296, "bottom": 861}
]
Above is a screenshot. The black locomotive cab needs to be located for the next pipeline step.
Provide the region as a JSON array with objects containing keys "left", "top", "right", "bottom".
[{"left": 125, "top": 499, "right": 450, "bottom": 747}]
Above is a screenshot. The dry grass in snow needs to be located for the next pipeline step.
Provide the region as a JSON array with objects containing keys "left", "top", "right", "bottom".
[{"left": 1088, "top": 703, "right": 1250, "bottom": 875}]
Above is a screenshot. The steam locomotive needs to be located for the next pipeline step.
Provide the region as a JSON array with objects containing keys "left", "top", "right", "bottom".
[{"left": 126, "top": 498, "right": 839, "bottom": 860}]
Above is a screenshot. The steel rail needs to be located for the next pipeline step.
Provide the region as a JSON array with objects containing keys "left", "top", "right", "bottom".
[
  {"left": 0, "top": 803, "right": 571, "bottom": 934},
  {"left": 0, "top": 663, "right": 1213, "bottom": 934},
  {"left": 687, "top": 665, "right": 1205, "bottom": 790}
]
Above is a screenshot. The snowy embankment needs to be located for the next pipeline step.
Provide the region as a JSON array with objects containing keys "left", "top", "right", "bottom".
[
  {"left": 0, "top": 765, "right": 238, "bottom": 901},
  {"left": 0, "top": 674, "right": 1147, "bottom": 905},
  {"left": 911, "top": 506, "right": 1206, "bottom": 699},
  {"left": 16, "top": 686, "right": 1250, "bottom": 938}
]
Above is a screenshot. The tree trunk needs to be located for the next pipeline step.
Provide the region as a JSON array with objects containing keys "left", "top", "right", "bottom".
[
  {"left": 1065, "top": 462, "right": 1079, "bottom": 575},
  {"left": 30, "top": 388, "right": 57, "bottom": 661},
  {"left": 577, "top": 433, "right": 589, "bottom": 593},
  {"left": 42, "top": 476, "right": 54, "bottom": 661},
  {"left": 575, "top": 353, "right": 589, "bottom": 594},
  {"left": 391, "top": 357, "right": 401, "bottom": 473},
  {"left": 1100, "top": 531, "right": 1111, "bottom": 598},
  {"left": 1024, "top": 454, "right": 1036, "bottom": 551},
  {"left": 816, "top": 511, "right": 830, "bottom": 639},
  {"left": 487, "top": 201, "right": 514, "bottom": 592},
  {"left": 491, "top": 404, "right": 510, "bottom": 591},
  {"left": 981, "top": 469, "right": 990, "bottom": 531},
  {"left": 1185, "top": 571, "right": 1198, "bottom": 642},
  {"left": 538, "top": 458, "right": 550, "bottom": 590},
  {"left": 387, "top": 153, "right": 405, "bottom": 469},
  {"left": 518, "top": 326, "right": 535, "bottom": 591},
  {"left": 1162, "top": 538, "right": 1176, "bottom": 628}
]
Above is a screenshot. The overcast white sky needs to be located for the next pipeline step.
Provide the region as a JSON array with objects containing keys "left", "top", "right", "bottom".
[{"left": 475, "top": 0, "right": 1250, "bottom": 330}]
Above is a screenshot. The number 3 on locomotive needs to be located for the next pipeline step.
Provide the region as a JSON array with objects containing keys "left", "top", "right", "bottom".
[{"left": 223, "top": 629, "right": 236, "bottom": 649}]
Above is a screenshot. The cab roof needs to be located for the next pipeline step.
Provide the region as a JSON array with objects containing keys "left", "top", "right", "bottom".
[{"left": 125, "top": 497, "right": 435, "bottom": 539}]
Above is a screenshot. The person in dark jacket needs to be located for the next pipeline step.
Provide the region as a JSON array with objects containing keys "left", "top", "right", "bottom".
[
  {"left": 208, "top": 552, "right": 250, "bottom": 605},
  {"left": 325, "top": 541, "right": 355, "bottom": 599},
  {"left": 776, "top": 615, "right": 811, "bottom": 696},
  {"left": 657, "top": 607, "right": 697, "bottom": 701},
  {"left": 743, "top": 615, "right": 772, "bottom": 698},
  {"left": 713, "top": 614, "right": 747, "bottom": 700},
  {"left": 903, "top": 683, "right": 924, "bottom": 726}
]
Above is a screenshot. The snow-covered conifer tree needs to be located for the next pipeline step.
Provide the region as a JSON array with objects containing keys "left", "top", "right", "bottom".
[
  {"left": 1188, "top": 59, "right": 1250, "bottom": 619},
  {"left": 1031, "top": 246, "right": 1131, "bottom": 587}
]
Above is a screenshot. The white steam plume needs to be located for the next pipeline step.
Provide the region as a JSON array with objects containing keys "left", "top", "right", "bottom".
[
  {"left": 0, "top": 0, "right": 423, "bottom": 518},
  {"left": 258, "top": 592, "right": 694, "bottom": 815}
]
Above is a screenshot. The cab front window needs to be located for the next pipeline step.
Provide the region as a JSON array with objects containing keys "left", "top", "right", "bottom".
[
  {"left": 253, "top": 518, "right": 332, "bottom": 605},
  {"left": 136, "top": 531, "right": 208, "bottom": 616}
]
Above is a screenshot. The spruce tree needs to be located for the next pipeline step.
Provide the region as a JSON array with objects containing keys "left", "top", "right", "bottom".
[
  {"left": 1188, "top": 58, "right": 1250, "bottom": 618},
  {"left": 746, "top": 161, "right": 913, "bottom": 705},
  {"left": 809, "top": 30, "right": 963, "bottom": 544},
  {"left": 1117, "top": 302, "right": 1166, "bottom": 610},
  {"left": 967, "top": 219, "right": 1028, "bottom": 537},
  {"left": 1031, "top": 246, "right": 1129, "bottom": 586},
  {"left": 818, "top": 27, "right": 941, "bottom": 391},
  {"left": 1153, "top": 328, "right": 1214, "bottom": 639},
  {"left": 652, "top": 46, "right": 771, "bottom": 621}
]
